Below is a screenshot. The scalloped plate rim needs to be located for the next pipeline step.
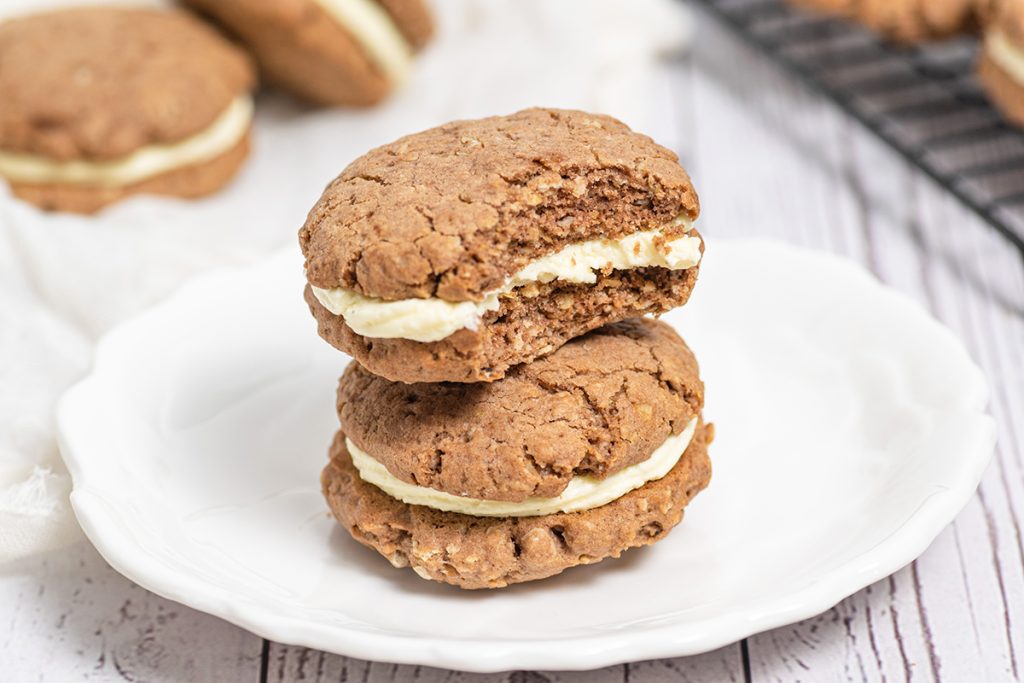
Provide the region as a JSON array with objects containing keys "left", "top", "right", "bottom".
[{"left": 57, "top": 238, "right": 996, "bottom": 672}]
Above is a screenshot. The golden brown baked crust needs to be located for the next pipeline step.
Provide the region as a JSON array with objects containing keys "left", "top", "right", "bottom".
[
  {"left": 305, "top": 259, "right": 700, "bottom": 383},
  {"left": 0, "top": 7, "right": 254, "bottom": 161},
  {"left": 182, "top": 0, "right": 433, "bottom": 107},
  {"left": 300, "top": 108, "right": 700, "bottom": 302},
  {"left": 322, "top": 421, "right": 712, "bottom": 589},
  {"left": 337, "top": 319, "right": 704, "bottom": 501},
  {"left": 7, "top": 133, "right": 251, "bottom": 214}
]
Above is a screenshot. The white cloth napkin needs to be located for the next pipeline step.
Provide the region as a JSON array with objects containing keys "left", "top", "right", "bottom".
[{"left": 0, "top": 0, "right": 692, "bottom": 564}]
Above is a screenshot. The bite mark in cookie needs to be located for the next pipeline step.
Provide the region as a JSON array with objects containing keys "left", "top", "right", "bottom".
[
  {"left": 310, "top": 216, "right": 700, "bottom": 342},
  {"left": 300, "top": 108, "right": 703, "bottom": 382}
]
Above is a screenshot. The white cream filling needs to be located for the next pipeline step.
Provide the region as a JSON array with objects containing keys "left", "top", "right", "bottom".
[
  {"left": 311, "top": 216, "right": 701, "bottom": 343},
  {"left": 0, "top": 95, "right": 253, "bottom": 187},
  {"left": 312, "top": 0, "right": 414, "bottom": 85},
  {"left": 988, "top": 30, "right": 1024, "bottom": 84},
  {"left": 347, "top": 417, "right": 698, "bottom": 517}
]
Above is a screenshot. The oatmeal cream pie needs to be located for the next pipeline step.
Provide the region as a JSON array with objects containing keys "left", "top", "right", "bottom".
[
  {"left": 321, "top": 319, "right": 712, "bottom": 589},
  {"left": 979, "top": 0, "right": 1024, "bottom": 126},
  {"left": 300, "top": 108, "right": 704, "bottom": 384},
  {"left": 0, "top": 7, "right": 256, "bottom": 214},
  {"left": 787, "top": 0, "right": 978, "bottom": 42},
  {"left": 182, "top": 0, "right": 433, "bottom": 107}
]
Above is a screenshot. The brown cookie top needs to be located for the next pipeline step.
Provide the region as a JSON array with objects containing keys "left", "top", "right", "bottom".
[
  {"left": 300, "top": 108, "right": 700, "bottom": 302},
  {"left": 337, "top": 318, "right": 704, "bottom": 502},
  {"left": 306, "top": 260, "right": 699, "bottom": 383},
  {"left": 0, "top": 7, "right": 255, "bottom": 161}
]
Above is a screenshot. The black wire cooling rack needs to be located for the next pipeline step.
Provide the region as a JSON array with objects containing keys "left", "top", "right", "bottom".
[{"left": 692, "top": 0, "right": 1024, "bottom": 258}]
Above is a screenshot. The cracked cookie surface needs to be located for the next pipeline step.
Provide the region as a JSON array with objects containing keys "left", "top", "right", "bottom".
[
  {"left": 337, "top": 318, "right": 704, "bottom": 501},
  {"left": 322, "top": 420, "right": 712, "bottom": 589},
  {"left": 300, "top": 108, "right": 703, "bottom": 382},
  {"left": 300, "top": 108, "right": 700, "bottom": 302}
]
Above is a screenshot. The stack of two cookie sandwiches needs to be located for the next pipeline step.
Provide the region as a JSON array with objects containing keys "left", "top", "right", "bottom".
[{"left": 300, "top": 108, "right": 712, "bottom": 589}]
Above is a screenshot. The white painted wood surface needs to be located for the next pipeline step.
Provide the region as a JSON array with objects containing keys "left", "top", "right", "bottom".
[{"left": 2, "top": 9, "right": 1022, "bottom": 682}]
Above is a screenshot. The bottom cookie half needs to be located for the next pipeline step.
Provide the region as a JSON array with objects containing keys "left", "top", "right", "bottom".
[{"left": 321, "top": 422, "right": 712, "bottom": 589}]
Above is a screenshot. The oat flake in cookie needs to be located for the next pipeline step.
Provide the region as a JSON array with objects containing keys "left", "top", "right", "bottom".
[
  {"left": 0, "top": 7, "right": 256, "bottom": 214},
  {"left": 182, "top": 0, "right": 433, "bottom": 107},
  {"left": 300, "top": 108, "right": 704, "bottom": 383},
  {"left": 322, "top": 319, "right": 713, "bottom": 589}
]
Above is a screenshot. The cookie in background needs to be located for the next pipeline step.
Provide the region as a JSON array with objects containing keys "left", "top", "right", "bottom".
[
  {"left": 787, "top": 0, "right": 978, "bottom": 42},
  {"left": 0, "top": 6, "right": 256, "bottom": 214},
  {"left": 181, "top": 0, "right": 433, "bottom": 107},
  {"left": 323, "top": 319, "right": 711, "bottom": 589},
  {"left": 979, "top": 0, "right": 1024, "bottom": 125}
]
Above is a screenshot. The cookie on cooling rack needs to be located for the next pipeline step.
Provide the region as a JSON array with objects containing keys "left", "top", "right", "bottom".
[{"left": 788, "top": 0, "right": 978, "bottom": 42}]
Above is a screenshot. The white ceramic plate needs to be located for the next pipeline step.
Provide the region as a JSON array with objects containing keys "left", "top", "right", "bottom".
[{"left": 57, "top": 240, "right": 995, "bottom": 672}]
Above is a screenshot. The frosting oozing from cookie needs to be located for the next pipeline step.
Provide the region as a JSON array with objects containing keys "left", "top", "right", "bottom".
[
  {"left": 312, "top": 0, "right": 414, "bottom": 84},
  {"left": 311, "top": 216, "right": 701, "bottom": 343},
  {"left": 347, "top": 417, "right": 699, "bottom": 517},
  {"left": 0, "top": 96, "right": 253, "bottom": 187}
]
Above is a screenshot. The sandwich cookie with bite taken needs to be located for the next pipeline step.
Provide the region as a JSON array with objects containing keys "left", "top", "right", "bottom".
[
  {"left": 182, "top": 0, "right": 433, "bottom": 107},
  {"left": 0, "top": 7, "right": 256, "bottom": 214},
  {"left": 979, "top": 0, "right": 1024, "bottom": 126},
  {"left": 322, "top": 319, "right": 712, "bottom": 589},
  {"left": 301, "top": 108, "right": 704, "bottom": 383}
]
